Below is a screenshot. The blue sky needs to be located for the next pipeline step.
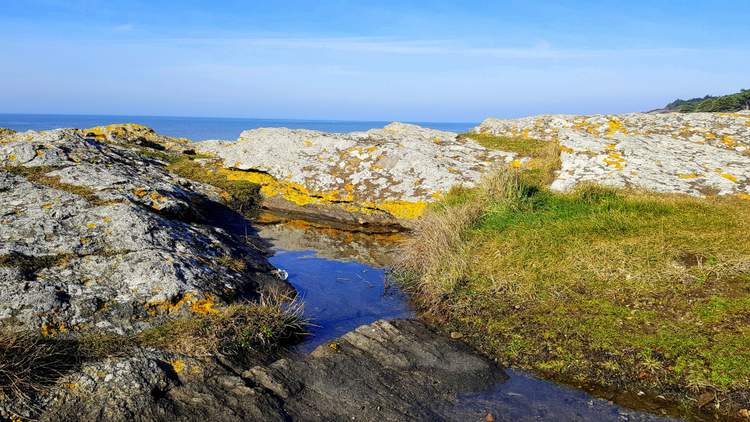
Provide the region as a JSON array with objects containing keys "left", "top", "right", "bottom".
[{"left": 1, "top": 0, "right": 748, "bottom": 121}]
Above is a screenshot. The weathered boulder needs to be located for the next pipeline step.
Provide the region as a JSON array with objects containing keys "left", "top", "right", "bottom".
[
  {"left": 476, "top": 112, "right": 750, "bottom": 197},
  {"left": 0, "top": 129, "right": 285, "bottom": 335},
  {"left": 39, "top": 320, "right": 506, "bottom": 421},
  {"left": 243, "top": 319, "right": 507, "bottom": 421},
  {"left": 39, "top": 350, "right": 288, "bottom": 422},
  {"left": 80, "top": 123, "right": 194, "bottom": 154},
  {"left": 196, "top": 123, "right": 512, "bottom": 231}
]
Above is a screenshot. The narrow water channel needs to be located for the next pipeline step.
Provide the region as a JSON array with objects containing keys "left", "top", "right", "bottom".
[{"left": 257, "top": 220, "right": 681, "bottom": 422}]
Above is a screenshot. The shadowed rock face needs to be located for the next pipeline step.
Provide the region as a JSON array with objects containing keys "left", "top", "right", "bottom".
[
  {"left": 196, "top": 122, "right": 513, "bottom": 231},
  {"left": 40, "top": 320, "right": 507, "bottom": 422},
  {"left": 476, "top": 112, "right": 750, "bottom": 197},
  {"left": 0, "top": 128, "right": 284, "bottom": 335}
]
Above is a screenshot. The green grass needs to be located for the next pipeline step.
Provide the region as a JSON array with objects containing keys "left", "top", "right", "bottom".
[
  {"left": 460, "top": 132, "right": 551, "bottom": 157},
  {"left": 397, "top": 168, "right": 750, "bottom": 418}
]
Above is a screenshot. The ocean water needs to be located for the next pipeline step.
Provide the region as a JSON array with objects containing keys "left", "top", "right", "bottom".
[{"left": 0, "top": 113, "right": 477, "bottom": 141}]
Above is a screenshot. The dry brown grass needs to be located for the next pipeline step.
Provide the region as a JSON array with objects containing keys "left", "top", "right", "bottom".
[
  {"left": 395, "top": 167, "right": 523, "bottom": 305},
  {"left": 1, "top": 290, "right": 307, "bottom": 413},
  {"left": 0, "top": 330, "right": 79, "bottom": 408}
]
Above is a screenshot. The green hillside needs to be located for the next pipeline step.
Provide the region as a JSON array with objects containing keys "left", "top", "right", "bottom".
[{"left": 663, "top": 89, "right": 750, "bottom": 112}]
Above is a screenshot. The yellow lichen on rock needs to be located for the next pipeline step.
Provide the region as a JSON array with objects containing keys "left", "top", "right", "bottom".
[
  {"left": 190, "top": 295, "right": 220, "bottom": 315},
  {"left": 170, "top": 359, "right": 186, "bottom": 375},
  {"left": 721, "top": 173, "right": 738, "bottom": 183},
  {"left": 369, "top": 200, "right": 428, "bottom": 220},
  {"left": 604, "top": 151, "right": 625, "bottom": 170},
  {"left": 559, "top": 145, "right": 575, "bottom": 153},
  {"left": 606, "top": 119, "right": 628, "bottom": 137},
  {"left": 678, "top": 173, "right": 700, "bottom": 180}
]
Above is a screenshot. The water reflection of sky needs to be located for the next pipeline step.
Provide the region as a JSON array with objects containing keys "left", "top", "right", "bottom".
[{"left": 268, "top": 250, "right": 414, "bottom": 354}]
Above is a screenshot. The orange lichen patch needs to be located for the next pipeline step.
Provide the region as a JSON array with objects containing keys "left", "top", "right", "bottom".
[
  {"left": 86, "top": 223, "right": 97, "bottom": 229},
  {"left": 190, "top": 295, "right": 220, "bottom": 315},
  {"left": 678, "top": 173, "right": 701, "bottom": 180},
  {"left": 721, "top": 135, "right": 736, "bottom": 147},
  {"left": 721, "top": 173, "right": 738, "bottom": 183},
  {"left": 133, "top": 188, "right": 148, "bottom": 197},
  {"left": 559, "top": 145, "right": 575, "bottom": 154},
  {"left": 40, "top": 202, "right": 53, "bottom": 209},
  {"left": 64, "top": 382, "right": 79, "bottom": 390},
  {"left": 170, "top": 359, "right": 186, "bottom": 375},
  {"left": 606, "top": 119, "right": 628, "bottom": 137},
  {"left": 704, "top": 133, "right": 717, "bottom": 140},
  {"left": 366, "top": 146, "right": 378, "bottom": 153},
  {"left": 145, "top": 292, "right": 196, "bottom": 315},
  {"left": 40, "top": 321, "right": 67, "bottom": 337},
  {"left": 146, "top": 292, "right": 223, "bottom": 317}
]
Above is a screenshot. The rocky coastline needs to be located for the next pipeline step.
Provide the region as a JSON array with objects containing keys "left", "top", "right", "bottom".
[{"left": 1, "top": 111, "right": 749, "bottom": 420}]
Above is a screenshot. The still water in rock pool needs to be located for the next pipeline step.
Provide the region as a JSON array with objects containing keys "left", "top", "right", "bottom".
[
  {"left": 258, "top": 221, "right": 680, "bottom": 421},
  {"left": 268, "top": 249, "right": 413, "bottom": 354}
]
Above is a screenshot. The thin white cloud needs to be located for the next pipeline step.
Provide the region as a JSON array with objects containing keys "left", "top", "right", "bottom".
[
  {"left": 113, "top": 24, "right": 135, "bottom": 32},
  {"left": 170, "top": 36, "right": 703, "bottom": 60}
]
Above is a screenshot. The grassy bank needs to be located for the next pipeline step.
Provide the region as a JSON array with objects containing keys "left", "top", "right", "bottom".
[{"left": 396, "top": 154, "right": 750, "bottom": 417}]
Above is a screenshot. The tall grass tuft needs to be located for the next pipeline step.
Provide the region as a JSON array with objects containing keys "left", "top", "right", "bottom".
[{"left": 395, "top": 166, "right": 527, "bottom": 306}]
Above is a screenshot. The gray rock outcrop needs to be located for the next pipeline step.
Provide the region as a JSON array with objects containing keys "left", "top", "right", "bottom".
[
  {"left": 196, "top": 123, "right": 512, "bottom": 231},
  {"left": 476, "top": 112, "right": 750, "bottom": 197},
  {"left": 0, "top": 128, "right": 284, "bottom": 335},
  {"left": 41, "top": 319, "right": 506, "bottom": 422}
]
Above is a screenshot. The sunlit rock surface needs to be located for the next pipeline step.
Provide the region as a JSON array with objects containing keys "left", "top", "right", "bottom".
[
  {"left": 476, "top": 112, "right": 750, "bottom": 197},
  {"left": 0, "top": 128, "right": 283, "bottom": 334},
  {"left": 196, "top": 122, "right": 512, "bottom": 230}
]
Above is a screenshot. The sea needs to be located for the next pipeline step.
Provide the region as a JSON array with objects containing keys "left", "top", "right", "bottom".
[{"left": 0, "top": 114, "right": 477, "bottom": 141}]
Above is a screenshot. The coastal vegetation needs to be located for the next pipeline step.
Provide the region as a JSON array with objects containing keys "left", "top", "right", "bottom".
[
  {"left": 396, "top": 140, "right": 750, "bottom": 417},
  {"left": 0, "top": 293, "right": 306, "bottom": 409},
  {"left": 663, "top": 89, "right": 750, "bottom": 112}
]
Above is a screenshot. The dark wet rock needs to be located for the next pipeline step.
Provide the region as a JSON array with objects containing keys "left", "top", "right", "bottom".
[
  {"left": 36, "top": 320, "right": 506, "bottom": 422},
  {"left": 244, "top": 319, "right": 507, "bottom": 421},
  {"left": 39, "top": 350, "right": 288, "bottom": 422},
  {"left": 0, "top": 129, "right": 286, "bottom": 334}
]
